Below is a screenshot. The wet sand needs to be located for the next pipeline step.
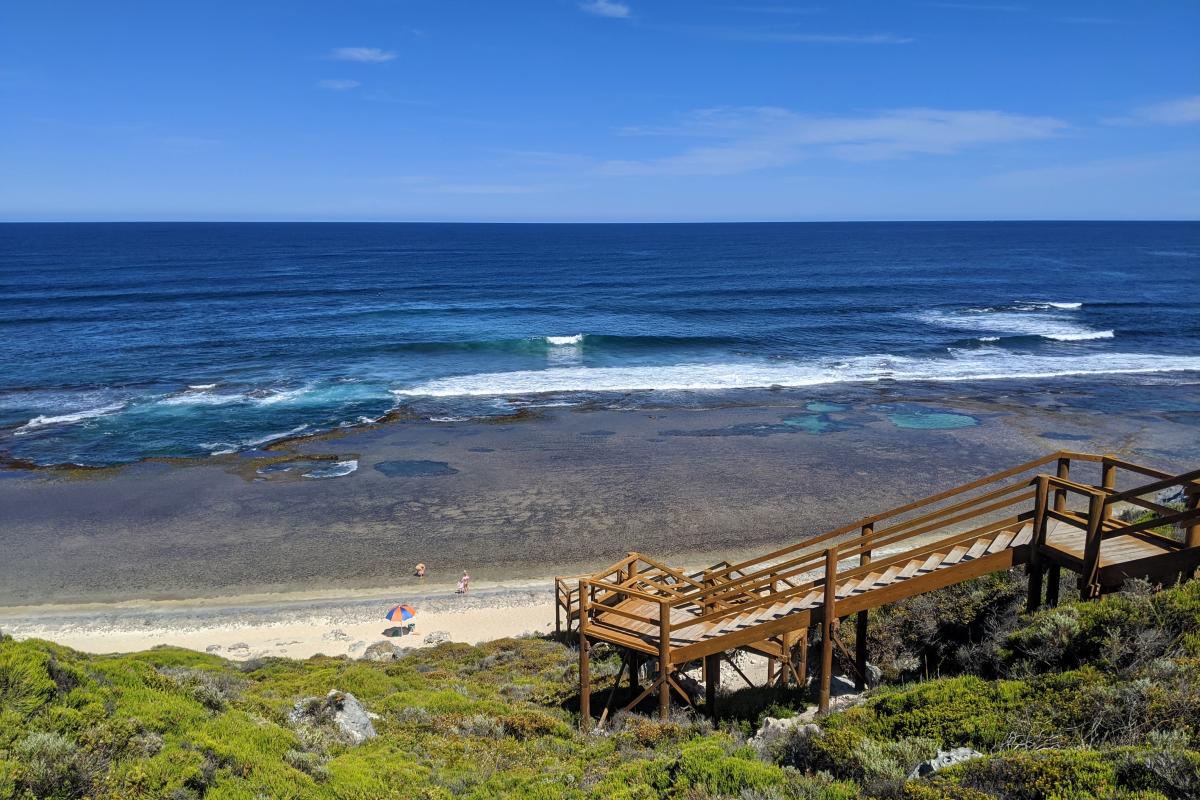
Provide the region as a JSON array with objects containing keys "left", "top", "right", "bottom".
[{"left": 1, "top": 377, "right": 1197, "bottom": 614}]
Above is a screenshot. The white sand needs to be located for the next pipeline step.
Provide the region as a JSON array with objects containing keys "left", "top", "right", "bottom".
[{"left": 0, "top": 578, "right": 558, "bottom": 660}]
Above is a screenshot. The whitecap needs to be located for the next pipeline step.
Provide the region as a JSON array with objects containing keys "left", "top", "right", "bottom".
[
  {"left": 188, "top": 383, "right": 218, "bottom": 390},
  {"left": 14, "top": 402, "right": 126, "bottom": 435},
  {"left": 243, "top": 424, "right": 309, "bottom": 448},
  {"left": 919, "top": 309, "right": 1110, "bottom": 342},
  {"left": 546, "top": 334, "right": 584, "bottom": 346},
  {"left": 429, "top": 416, "right": 470, "bottom": 422}
]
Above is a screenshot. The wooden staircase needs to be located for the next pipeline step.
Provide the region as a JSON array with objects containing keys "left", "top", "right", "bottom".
[{"left": 559, "top": 452, "right": 1200, "bottom": 729}]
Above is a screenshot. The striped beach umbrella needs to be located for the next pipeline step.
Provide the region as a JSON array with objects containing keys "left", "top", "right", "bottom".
[{"left": 385, "top": 604, "right": 416, "bottom": 623}]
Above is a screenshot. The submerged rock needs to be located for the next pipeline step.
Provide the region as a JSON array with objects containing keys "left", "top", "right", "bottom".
[
  {"left": 908, "top": 748, "right": 983, "bottom": 779},
  {"left": 288, "top": 690, "right": 376, "bottom": 745}
]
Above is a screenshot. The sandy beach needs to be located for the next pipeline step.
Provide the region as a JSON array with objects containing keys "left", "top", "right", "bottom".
[{"left": 0, "top": 578, "right": 558, "bottom": 660}]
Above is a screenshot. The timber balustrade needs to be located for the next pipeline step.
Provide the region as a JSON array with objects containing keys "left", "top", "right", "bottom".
[{"left": 561, "top": 452, "right": 1200, "bottom": 729}]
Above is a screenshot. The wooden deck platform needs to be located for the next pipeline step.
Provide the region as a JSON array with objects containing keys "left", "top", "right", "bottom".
[{"left": 558, "top": 452, "right": 1200, "bottom": 728}]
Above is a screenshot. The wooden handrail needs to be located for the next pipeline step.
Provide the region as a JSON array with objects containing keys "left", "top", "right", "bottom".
[
  {"left": 708, "top": 451, "right": 1068, "bottom": 581},
  {"left": 684, "top": 485, "right": 1036, "bottom": 608}
]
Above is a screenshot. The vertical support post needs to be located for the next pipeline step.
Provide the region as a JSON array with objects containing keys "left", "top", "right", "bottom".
[
  {"left": 1101, "top": 456, "right": 1117, "bottom": 521},
  {"left": 766, "top": 656, "right": 776, "bottom": 686},
  {"left": 1054, "top": 457, "right": 1070, "bottom": 512},
  {"left": 1185, "top": 486, "right": 1200, "bottom": 549},
  {"left": 1045, "top": 564, "right": 1061, "bottom": 607},
  {"left": 1027, "top": 475, "right": 1049, "bottom": 613},
  {"left": 555, "top": 579, "right": 562, "bottom": 635},
  {"left": 658, "top": 599, "right": 671, "bottom": 720},
  {"left": 1080, "top": 492, "right": 1106, "bottom": 599},
  {"left": 578, "top": 579, "right": 591, "bottom": 731},
  {"left": 797, "top": 627, "right": 809, "bottom": 689},
  {"left": 779, "top": 631, "right": 793, "bottom": 686},
  {"left": 704, "top": 653, "right": 720, "bottom": 718},
  {"left": 1183, "top": 486, "right": 1200, "bottom": 581},
  {"left": 819, "top": 546, "right": 838, "bottom": 715},
  {"left": 855, "top": 523, "right": 872, "bottom": 691}
]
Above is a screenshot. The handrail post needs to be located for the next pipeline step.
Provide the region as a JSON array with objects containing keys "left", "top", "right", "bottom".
[
  {"left": 1054, "top": 456, "right": 1070, "bottom": 512},
  {"left": 1027, "top": 475, "right": 1049, "bottom": 612},
  {"left": 578, "top": 579, "right": 591, "bottom": 731},
  {"left": 1079, "top": 493, "right": 1105, "bottom": 599},
  {"left": 1101, "top": 456, "right": 1117, "bottom": 521},
  {"left": 818, "top": 545, "right": 838, "bottom": 715},
  {"left": 855, "top": 523, "right": 872, "bottom": 691},
  {"left": 555, "top": 578, "right": 562, "bottom": 634},
  {"left": 658, "top": 599, "right": 671, "bottom": 721},
  {"left": 1186, "top": 485, "right": 1200, "bottom": 550}
]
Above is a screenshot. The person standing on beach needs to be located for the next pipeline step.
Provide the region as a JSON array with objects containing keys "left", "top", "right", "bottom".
[{"left": 457, "top": 570, "right": 470, "bottom": 594}]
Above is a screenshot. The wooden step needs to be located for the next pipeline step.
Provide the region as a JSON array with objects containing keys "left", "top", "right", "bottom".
[{"left": 942, "top": 545, "right": 969, "bottom": 566}]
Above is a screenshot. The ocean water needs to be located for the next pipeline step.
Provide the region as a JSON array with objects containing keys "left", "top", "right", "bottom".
[{"left": 1, "top": 222, "right": 1198, "bottom": 467}]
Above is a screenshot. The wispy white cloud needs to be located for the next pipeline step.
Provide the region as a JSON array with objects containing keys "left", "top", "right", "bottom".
[
  {"left": 330, "top": 47, "right": 396, "bottom": 63},
  {"left": 433, "top": 183, "right": 548, "bottom": 195},
  {"left": 317, "top": 79, "right": 361, "bottom": 91},
  {"left": 734, "top": 31, "right": 913, "bottom": 44},
  {"left": 601, "top": 106, "right": 1067, "bottom": 175},
  {"left": 1107, "top": 95, "right": 1200, "bottom": 126},
  {"left": 580, "top": 0, "right": 630, "bottom": 18},
  {"left": 927, "top": 2, "right": 1023, "bottom": 10}
]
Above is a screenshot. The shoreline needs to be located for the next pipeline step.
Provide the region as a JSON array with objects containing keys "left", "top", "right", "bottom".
[{"left": 1, "top": 376, "right": 1198, "bottom": 610}]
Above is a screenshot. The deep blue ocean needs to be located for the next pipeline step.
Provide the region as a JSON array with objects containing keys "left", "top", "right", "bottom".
[{"left": 2, "top": 222, "right": 1198, "bottom": 467}]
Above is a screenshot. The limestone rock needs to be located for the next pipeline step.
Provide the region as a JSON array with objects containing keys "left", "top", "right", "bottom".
[
  {"left": 361, "top": 641, "right": 410, "bottom": 662},
  {"left": 288, "top": 690, "right": 377, "bottom": 745},
  {"left": 424, "top": 631, "right": 451, "bottom": 646},
  {"left": 205, "top": 645, "right": 222, "bottom": 654},
  {"left": 908, "top": 748, "right": 983, "bottom": 779},
  {"left": 749, "top": 716, "right": 821, "bottom": 753}
]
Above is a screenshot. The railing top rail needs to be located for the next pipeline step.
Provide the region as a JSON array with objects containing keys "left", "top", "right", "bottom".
[
  {"left": 682, "top": 483, "right": 1037, "bottom": 607},
  {"left": 709, "top": 451, "right": 1070, "bottom": 581},
  {"left": 1105, "top": 466, "right": 1200, "bottom": 505}
]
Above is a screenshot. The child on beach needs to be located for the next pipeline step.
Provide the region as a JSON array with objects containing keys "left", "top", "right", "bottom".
[
  {"left": 414, "top": 563, "right": 426, "bottom": 578},
  {"left": 456, "top": 571, "right": 470, "bottom": 594}
]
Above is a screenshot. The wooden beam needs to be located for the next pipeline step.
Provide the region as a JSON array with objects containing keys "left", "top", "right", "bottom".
[
  {"left": 658, "top": 599, "right": 671, "bottom": 720},
  {"left": 1027, "top": 475, "right": 1049, "bottom": 613},
  {"left": 704, "top": 653, "right": 720, "bottom": 718},
  {"left": 598, "top": 652, "right": 629, "bottom": 729},
  {"left": 855, "top": 523, "right": 872, "bottom": 691},
  {"left": 819, "top": 546, "right": 837, "bottom": 715},
  {"left": 579, "top": 580, "right": 591, "bottom": 732},
  {"left": 1046, "top": 563, "right": 1061, "bottom": 607}
]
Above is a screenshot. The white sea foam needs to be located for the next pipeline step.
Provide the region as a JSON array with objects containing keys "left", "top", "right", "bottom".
[
  {"left": 1043, "top": 302, "right": 1082, "bottom": 310},
  {"left": 253, "top": 387, "right": 311, "bottom": 406},
  {"left": 546, "top": 334, "right": 584, "bottom": 346},
  {"left": 188, "top": 383, "right": 218, "bottom": 390},
  {"left": 302, "top": 459, "right": 358, "bottom": 479},
  {"left": 390, "top": 351, "right": 1200, "bottom": 397},
  {"left": 429, "top": 416, "right": 470, "bottom": 422},
  {"left": 14, "top": 403, "right": 126, "bottom": 434},
  {"left": 157, "top": 391, "right": 242, "bottom": 407},
  {"left": 920, "top": 309, "right": 1111, "bottom": 342},
  {"left": 243, "top": 424, "right": 309, "bottom": 447}
]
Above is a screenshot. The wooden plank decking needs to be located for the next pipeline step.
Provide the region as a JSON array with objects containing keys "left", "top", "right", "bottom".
[{"left": 558, "top": 452, "right": 1200, "bottom": 729}]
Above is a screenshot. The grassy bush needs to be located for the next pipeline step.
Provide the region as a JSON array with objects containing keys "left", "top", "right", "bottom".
[{"left": 2, "top": 576, "right": 1199, "bottom": 799}]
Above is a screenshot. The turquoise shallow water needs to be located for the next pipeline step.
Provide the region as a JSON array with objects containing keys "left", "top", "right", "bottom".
[{"left": 1, "top": 221, "right": 1198, "bottom": 466}]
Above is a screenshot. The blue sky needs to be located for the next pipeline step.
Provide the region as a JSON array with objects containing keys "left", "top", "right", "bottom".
[{"left": 1, "top": 1, "right": 1197, "bottom": 221}]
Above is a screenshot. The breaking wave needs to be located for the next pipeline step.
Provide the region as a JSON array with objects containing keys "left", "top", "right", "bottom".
[{"left": 391, "top": 350, "right": 1200, "bottom": 397}]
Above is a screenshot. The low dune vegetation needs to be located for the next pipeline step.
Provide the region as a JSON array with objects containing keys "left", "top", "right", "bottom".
[{"left": 2, "top": 574, "right": 1199, "bottom": 800}]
